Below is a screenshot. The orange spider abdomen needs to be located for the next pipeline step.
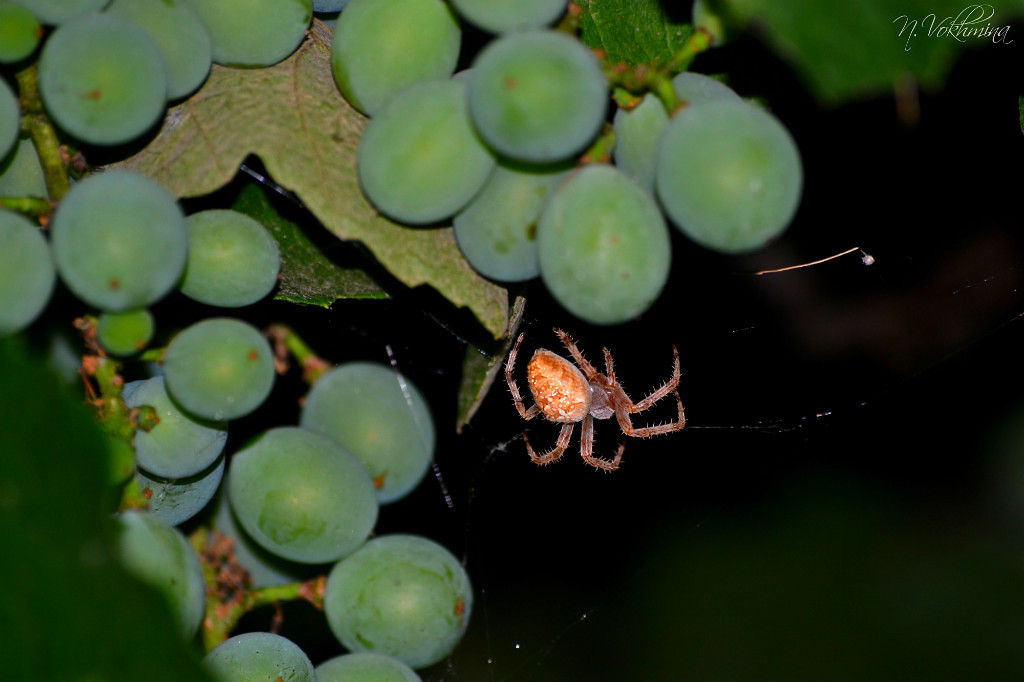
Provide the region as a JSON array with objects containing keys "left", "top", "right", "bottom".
[{"left": 526, "top": 349, "right": 592, "bottom": 423}]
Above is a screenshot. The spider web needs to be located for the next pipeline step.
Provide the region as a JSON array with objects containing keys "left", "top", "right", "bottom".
[
  {"left": 236, "top": 29, "right": 1024, "bottom": 682},
  {"left": 402, "top": 37, "right": 1024, "bottom": 682}
]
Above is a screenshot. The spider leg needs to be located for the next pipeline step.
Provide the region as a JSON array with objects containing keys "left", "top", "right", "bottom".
[
  {"left": 614, "top": 387, "right": 686, "bottom": 438},
  {"left": 602, "top": 346, "right": 615, "bottom": 384},
  {"left": 580, "top": 415, "right": 624, "bottom": 472},
  {"left": 629, "top": 345, "right": 682, "bottom": 413},
  {"left": 553, "top": 328, "right": 600, "bottom": 378},
  {"left": 505, "top": 332, "right": 541, "bottom": 420},
  {"left": 523, "top": 422, "right": 573, "bottom": 466}
]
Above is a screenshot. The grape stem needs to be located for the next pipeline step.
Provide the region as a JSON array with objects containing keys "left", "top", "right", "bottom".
[
  {"left": 268, "top": 322, "right": 331, "bottom": 384},
  {"left": 14, "top": 64, "right": 72, "bottom": 202},
  {"left": 602, "top": 28, "right": 715, "bottom": 115},
  {"left": 0, "top": 196, "right": 53, "bottom": 220},
  {"left": 193, "top": 527, "right": 327, "bottom": 652},
  {"left": 73, "top": 316, "right": 148, "bottom": 510}
]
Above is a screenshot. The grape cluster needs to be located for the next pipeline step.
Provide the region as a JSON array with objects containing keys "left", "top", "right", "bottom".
[
  {"left": 332, "top": 0, "right": 804, "bottom": 325},
  {"left": 1, "top": 0, "right": 803, "bottom": 675},
  {"left": 1, "top": 0, "right": 313, "bottom": 150}
]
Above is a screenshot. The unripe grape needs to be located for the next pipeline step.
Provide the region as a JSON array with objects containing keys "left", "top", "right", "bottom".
[
  {"left": 228, "top": 427, "right": 379, "bottom": 564},
  {"left": 180, "top": 209, "right": 281, "bottom": 307},
  {"left": 204, "top": 632, "right": 315, "bottom": 682},
  {"left": 50, "top": 170, "right": 187, "bottom": 312},
  {"left": 0, "top": 1, "right": 41, "bottom": 63},
  {"left": 331, "top": 0, "right": 460, "bottom": 116},
  {"left": 113, "top": 510, "right": 206, "bottom": 640},
  {"left": 13, "top": 0, "right": 107, "bottom": 25},
  {"left": 162, "top": 318, "right": 276, "bottom": 421},
  {"left": 300, "top": 361, "right": 435, "bottom": 504},
  {"left": 0, "top": 209, "right": 55, "bottom": 336},
  {"left": 453, "top": 160, "right": 569, "bottom": 281},
  {"left": 612, "top": 95, "right": 668, "bottom": 193},
  {"left": 672, "top": 71, "right": 740, "bottom": 105},
  {"left": 467, "top": 30, "right": 607, "bottom": 163},
  {"left": 538, "top": 164, "right": 671, "bottom": 325},
  {"left": 0, "top": 137, "right": 48, "bottom": 198},
  {"left": 136, "top": 456, "right": 225, "bottom": 527},
  {"left": 316, "top": 652, "right": 422, "bottom": 682},
  {"left": 0, "top": 77, "right": 18, "bottom": 162},
  {"left": 655, "top": 99, "right": 803, "bottom": 253},
  {"left": 96, "top": 309, "right": 154, "bottom": 357},
  {"left": 358, "top": 78, "right": 495, "bottom": 225},
  {"left": 183, "top": 0, "right": 312, "bottom": 67},
  {"left": 123, "top": 376, "right": 228, "bottom": 480},
  {"left": 315, "top": 0, "right": 350, "bottom": 11},
  {"left": 38, "top": 14, "right": 168, "bottom": 146},
  {"left": 449, "top": 0, "right": 567, "bottom": 34},
  {"left": 324, "top": 534, "right": 472, "bottom": 669},
  {"left": 105, "top": 0, "right": 213, "bottom": 100}
]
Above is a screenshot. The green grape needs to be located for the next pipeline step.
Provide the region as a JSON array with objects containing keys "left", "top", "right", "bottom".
[
  {"left": 358, "top": 78, "right": 495, "bottom": 225},
  {"left": 102, "top": 434, "right": 135, "bottom": 487},
  {"left": 38, "top": 14, "right": 168, "bottom": 146},
  {"left": 12, "top": 0, "right": 107, "bottom": 25},
  {"left": 315, "top": 0, "right": 349, "bottom": 11},
  {"left": 453, "top": 160, "right": 569, "bottom": 281},
  {"left": 50, "top": 170, "right": 187, "bottom": 312},
  {"left": 212, "top": 491, "right": 317, "bottom": 588},
  {"left": 655, "top": 99, "right": 803, "bottom": 253},
  {"left": 96, "top": 309, "right": 154, "bottom": 356},
  {"left": 123, "top": 376, "right": 227, "bottom": 479},
  {"left": 300, "top": 361, "right": 435, "bottom": 504},
  {"left": 672, "top": 71, "right": 740, "bottom": 105},
  {"left": 449, "top": 0, "right": 566, "bottom": 33},
  {"left": 113, "top": 510, "right": 206, "bottom": 640},
  {"left": 324, "top": 534, "right": 472, "bottom": 669},
  {"left": 538, "top": 164, "right": 671, "bottom": 325},
  {"left": 105, "top": 0, "right": 212, "bottom": 100},
  {"left": 0, "top": 1, "right": 41, "bottom": 63},
  {"left": 0, "top": 78, "right": 18, "bottom": 162},
  {"left": 0, "top": 137, "right": 48, "bottom": 197},
  {"left": 0, "top": 209, "right": 55, "bottom": 336},
  {"left": 228, "top": 427, "right": 379, "bottom": 564},
  {"left": 331, "top": 0, "right": 460, "bottom": 116},
  {"left": 316, "top": 652, "right": 422, "bottom": 682},
  {"left": 182, "top": 0, "right": 311, "bottom": 67},
  {"left": 180, "top": 209, "right": 281, "bottom": 308},
  {"left": 612, "top": 95, "right": 668, "bottom": 193},
  {"left": 162, "top": 318, "right": 275, "bottom": 421},
  {"left": 136, "top": 455, "right": 225, "bottom": 526},
  {"left": 204, "top": 632, "right": 315, "bottom": 682},
  {"left": 467, "top": 30, "right": 607, "bottom": 163}
]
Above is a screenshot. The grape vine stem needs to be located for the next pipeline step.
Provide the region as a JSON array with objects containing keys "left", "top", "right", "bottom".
[
  {"left": 193, "top": 527, "right": 327, "bottom": 652},
  {"left": 14, "top": 64, "right": 71, "bottom": 202}
]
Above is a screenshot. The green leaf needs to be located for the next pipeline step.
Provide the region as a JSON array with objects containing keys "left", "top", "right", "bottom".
[
  {"left": 231, "top": 182, "right": 387, "bottom": 306},
  {"left": 0, "top": 338, "right": 214, "bottom": 682},
  {"left": 113, "top": 21, "right": 509, "bottom": 338},
  {"left": 719, "top": 0, "right": 1024, "bottom": 103},
  {"left": 577, "top": 0, "right": 694, "bottom": 65}
]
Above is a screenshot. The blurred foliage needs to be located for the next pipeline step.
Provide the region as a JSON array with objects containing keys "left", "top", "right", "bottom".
[{"left": 0, "top": 338, "right": 213, "bottom": 682}]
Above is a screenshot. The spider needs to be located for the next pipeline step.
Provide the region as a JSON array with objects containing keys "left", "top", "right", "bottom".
[{"left": 504, "top": 328, "right": 686, "bottom": 471}]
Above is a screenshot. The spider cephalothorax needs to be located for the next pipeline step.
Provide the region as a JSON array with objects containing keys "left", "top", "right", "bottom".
[{"left": 505, "top": 328, "right": 686, "bottom": 471}]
